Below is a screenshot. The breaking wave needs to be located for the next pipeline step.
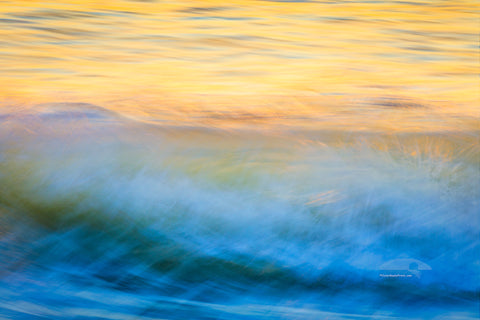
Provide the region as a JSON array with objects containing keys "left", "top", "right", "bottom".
[{"left": 0, "top": 103, "right": 478, "bottom": 319}]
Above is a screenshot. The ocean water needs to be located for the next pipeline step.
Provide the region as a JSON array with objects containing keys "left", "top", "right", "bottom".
[
  {"left": 0, "top": 103, "right": 478, "bottom": 319},
  {"left": 0, "top": 0, "right": 479, "bottom": 318}
]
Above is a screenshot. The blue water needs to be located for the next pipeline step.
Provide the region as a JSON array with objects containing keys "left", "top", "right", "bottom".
[{"left": 0, "top": 103, "right": 478, "bottom": 319}]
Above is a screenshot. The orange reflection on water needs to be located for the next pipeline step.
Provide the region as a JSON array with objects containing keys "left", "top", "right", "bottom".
[{"left": 0, "top": 0, "right": 478, "bottom": 130}]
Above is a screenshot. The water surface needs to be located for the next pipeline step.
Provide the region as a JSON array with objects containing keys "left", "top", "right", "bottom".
[{"left": 0, "top": 1, "right": 479, "bottom": 319}]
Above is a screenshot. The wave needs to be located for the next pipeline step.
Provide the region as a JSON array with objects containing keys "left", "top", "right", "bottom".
[{"left": 0, "top": 103, "right": 479, "bottom": 319}]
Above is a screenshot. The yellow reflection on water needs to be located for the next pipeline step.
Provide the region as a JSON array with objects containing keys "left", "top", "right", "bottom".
[{"left": 0, "top": 0, "right": 478, "bottom": 130}]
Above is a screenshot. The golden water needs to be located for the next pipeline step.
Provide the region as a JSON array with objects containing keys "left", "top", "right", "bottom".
[{"left": 0, "top": 0, "right": 478, "bottom": 130}]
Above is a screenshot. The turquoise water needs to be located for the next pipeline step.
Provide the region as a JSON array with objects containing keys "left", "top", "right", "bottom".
[{"left": 0, "top": 103, "right": 478, "bottom": 319}]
